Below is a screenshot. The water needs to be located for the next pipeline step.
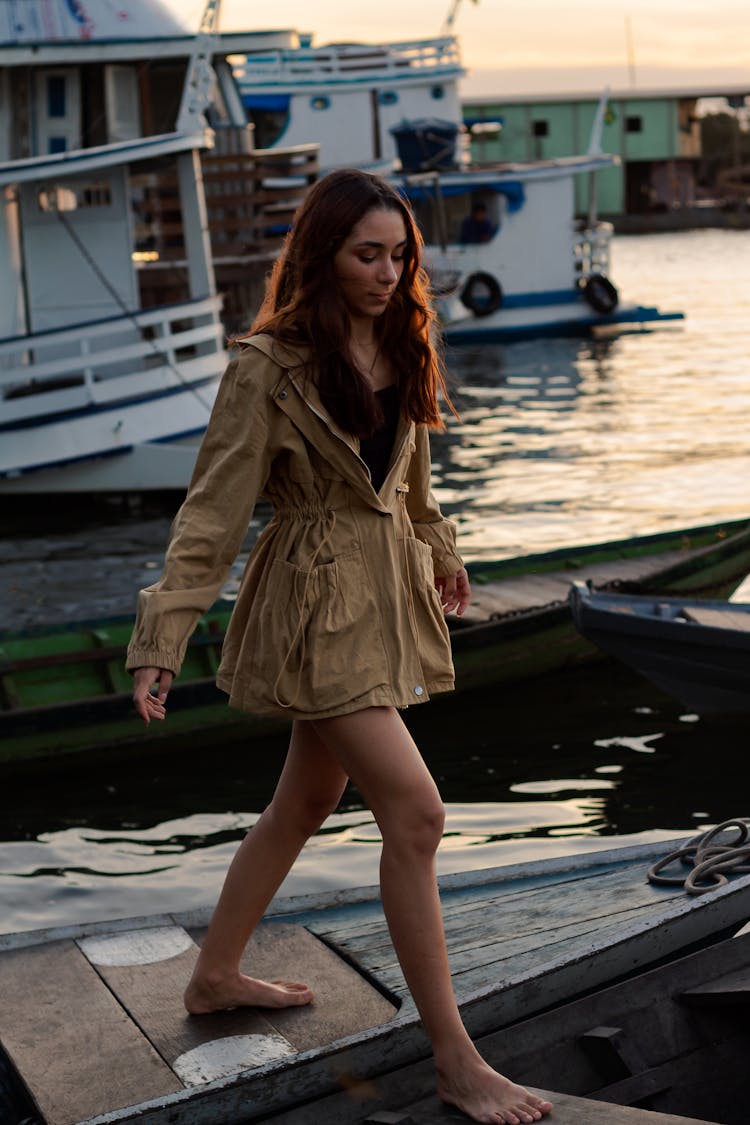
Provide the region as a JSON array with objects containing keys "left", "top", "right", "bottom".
[{"left": 2, "top": 228, "right": 750, "bottom": 935}]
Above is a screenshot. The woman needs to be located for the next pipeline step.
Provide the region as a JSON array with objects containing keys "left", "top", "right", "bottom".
[{"left": 128, "top": 169, "right": 551, "bottom": 1125}]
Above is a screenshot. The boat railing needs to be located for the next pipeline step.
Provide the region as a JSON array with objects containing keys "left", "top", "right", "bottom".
[
  {"left": 0, "top": 296, "right": 224, "bottom": 426},
  {"left": 235, "top": 35, "right": 462, "bottom": 85},
  {"left": 574, "top": 220, "right": 613, "bottom": 279}
]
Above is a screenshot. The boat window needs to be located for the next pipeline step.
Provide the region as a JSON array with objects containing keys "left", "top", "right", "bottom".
[
  {"left": 38, "top": 181, "right": 112, "bottom": 212},
  {"left": 310, "top": 96, "right": 330, "bottom": 110},
  {"left": 47, "top": 75, "right": 66, "bottom": 118},
  {"left": 626, "top": 116, "right": 643, "bottom": 133},
  {"left": 431, "top": 85, "right": 445, "bottom": 100},
  {"left": 378, "top": 91, "right": 399, "bottom": 106},
  {"left": 244, "top": 95, "right": 291, "bottom": 148}
]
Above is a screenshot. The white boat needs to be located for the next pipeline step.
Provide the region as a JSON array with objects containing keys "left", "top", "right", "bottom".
[
  {"left": 233, "top": 34, "right": 683, "bottom": 343},
  {"left": 0, "top": 2, "right": 307, "bottom": 495}
]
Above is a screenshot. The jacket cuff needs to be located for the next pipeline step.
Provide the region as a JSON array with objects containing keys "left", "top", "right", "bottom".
[
  {"left": 126, "top": 647, "right": 182, "bottom": 676},
  {"left": 431, "top": 549, "right": 465, "bottom": 578}
]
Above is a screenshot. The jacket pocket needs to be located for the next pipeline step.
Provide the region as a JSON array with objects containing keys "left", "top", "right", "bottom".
[
  {"left": 253, "top": 549, "right": 388, "bottom": 711},
  {"left": 402, "top": 538, "right": 454, "bottom": 684}
]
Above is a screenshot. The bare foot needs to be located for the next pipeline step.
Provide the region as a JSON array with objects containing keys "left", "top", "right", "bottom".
[
  {"left": 184, "top": 970, "right": 314, "bottom": 1014},
  {"left": 437, "top": 1052, "right": 553, "bottom": 1125}
]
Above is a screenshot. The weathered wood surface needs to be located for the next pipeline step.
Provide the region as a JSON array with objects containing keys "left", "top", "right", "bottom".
[
  {"left": 196, "top": 921, "right": 399, "bottom": 1052},
  {"left": 0, "top": 939, "right": 180, "bottom": 1125},
  {"left": 682, "top": 606, "right": 750, "bottom": 631},
  {"left": 459, "top": 933, "right": 750, "bottom": 1125},
  {"left": 306, "top": 852, "right": 748, "bottom": 1011},
  {"left": 0, "top": 922, "right": 397, "bottom": 1124},
  {"left": 460, "top": 547, "right": 699, "bottom": 625},
  {"left": 680, "top": 963, "right": 750, "bottom": 1005},
  {"left": 1, "top": 842, "right": 749, "bottom": 1125},
  {"left": 361, "top": 1091, "right": 719, "bottom": 1123}
]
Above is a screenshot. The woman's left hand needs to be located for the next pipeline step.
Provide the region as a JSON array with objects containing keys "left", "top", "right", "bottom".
[{"left": 435, "top": 567, "right": 471, "bottom": 617}]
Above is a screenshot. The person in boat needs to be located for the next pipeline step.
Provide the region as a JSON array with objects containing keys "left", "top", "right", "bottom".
[
  {"left": 127, "top": 168, "right": 552, "bottom": 1125},
  {"left": 460, "top": 201, "right": 497, "bottom": 244}
]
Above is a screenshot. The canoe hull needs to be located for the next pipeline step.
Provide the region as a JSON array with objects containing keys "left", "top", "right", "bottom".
[
  {"left": 2, "top": 841, "right": 749, "bottom": 1124},
  {"left": 4, "top": 518, "right": 750, "bottom": 764},
  {"left": 570, "top": 585, "right": 750, "bottom": 715}
]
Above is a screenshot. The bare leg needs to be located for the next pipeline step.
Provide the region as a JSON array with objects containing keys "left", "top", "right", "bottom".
[
  {"left": 313, "top": 707, "right": 552, "bottom": 1125},
  {"left": 184, "top": 720, "right": 348, "bottom": 1013}
]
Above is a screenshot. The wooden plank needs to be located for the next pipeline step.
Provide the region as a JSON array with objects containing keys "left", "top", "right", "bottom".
[
  {"left": 203, "top": 921, "right": 399, "bottom": 1052},
  {"left": 87, "top": 922, "right": 397, "bottom": 1089},
  {"left": 459, "top": 547, "right": 693, "bottom": 624},
  {"left": 313, "top": 863, "right": 679, "bottom": 977},
  {"left": 80, "top": 925, "right": 294, "bottom": 1086},
  {"left": 380, "top": 1088, "right": 719, "bottom": 1124},
  {"left": 682, "top": 606, "right": 750, "bottom": 631},
  {"left": 680, "top": 964, "right": 750, "bottom": 1005},
  {"left": 0, "top": 939, "right": 180, "bottom": 1125}
]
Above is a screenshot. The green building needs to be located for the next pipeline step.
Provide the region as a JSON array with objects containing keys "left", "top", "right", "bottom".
[{"left": 462, "top": 86, "right": 748, "bottom": 218}]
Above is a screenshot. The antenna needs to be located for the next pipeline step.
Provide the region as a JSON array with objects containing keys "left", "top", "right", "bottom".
[
  {"left": 441, "top": 0, "right": 479, "bottom": 36},
  {"left": 176, "top": 0, "right": 222, "bottom": 134},
  {"left": 625, "top": 16, "right": 637, "bottom": 88}
]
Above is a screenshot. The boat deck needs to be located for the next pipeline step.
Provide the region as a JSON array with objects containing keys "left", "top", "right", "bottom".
[
  {"left": 461, "top": 544, "right": 717, "bottom": 625},
  {"left": 1, "top": 840, "right": 748, "bottom": 1124},
  {"left": 359, "top": 1091, "right": 718, "bottom": 1123}
]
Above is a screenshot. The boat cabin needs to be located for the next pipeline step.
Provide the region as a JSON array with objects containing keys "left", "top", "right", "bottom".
[{"left": 0, "top": 2, "right": 316, "bottom": 492}]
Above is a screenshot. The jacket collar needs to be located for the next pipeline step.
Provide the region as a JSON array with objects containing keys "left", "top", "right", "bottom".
[{"left": 242, "top": 334, "right": 407, "bottom": 512}]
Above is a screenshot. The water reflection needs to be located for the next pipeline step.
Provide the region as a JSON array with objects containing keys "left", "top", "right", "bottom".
[
  {"left": 3, "top": 662, "right": 748, "bottom": 934},
  {"left": 3, "top": 231, "right": 750, "bottom": 933}
]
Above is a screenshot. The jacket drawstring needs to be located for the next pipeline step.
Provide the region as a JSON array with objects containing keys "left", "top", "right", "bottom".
[
  {"left": 273, "top": 509, "right": 337, "bottom": 709},
  {"left": 396, "top": 482, "right": 422, "bottom": 656}
]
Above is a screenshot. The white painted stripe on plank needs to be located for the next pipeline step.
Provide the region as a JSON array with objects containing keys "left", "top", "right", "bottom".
[
  {"left": 78, "top": 925, "right": 195, "bottom": 966},
  {"left": 173, "top": 1033, "right": 296, "bottom": 1085}
]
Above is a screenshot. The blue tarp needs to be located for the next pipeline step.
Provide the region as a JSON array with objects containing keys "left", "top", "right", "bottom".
[
  {"left": 241, "top": 94, "right": 291, "bottom": 112},
  {"left": 403, "top": 178, "right": 525, "bottom": 213}
]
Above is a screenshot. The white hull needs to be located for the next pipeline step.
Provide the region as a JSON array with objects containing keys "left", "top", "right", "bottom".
[
  {"left": 0, "top": 297, "right": 225, "bottom": 494},
  {"left": 0, "top": 435, "right": 207, "bottom": 495}
]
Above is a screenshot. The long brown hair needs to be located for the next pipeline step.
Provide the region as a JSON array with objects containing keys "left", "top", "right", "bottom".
[{"left": 250, "top": 168, "right": 454, "bottom": 436}]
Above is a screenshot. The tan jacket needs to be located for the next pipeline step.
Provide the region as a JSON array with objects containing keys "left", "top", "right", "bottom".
[{"left": 126, "top": 335, "right": 463, "bottom": 720}]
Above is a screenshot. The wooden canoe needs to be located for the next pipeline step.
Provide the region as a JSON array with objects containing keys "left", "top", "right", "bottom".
[
  {"left": 1, "top": 839, "right": 749, "bottom": 1124},
  {"left": 371, "top": 930, "right": 750, "bottom": 1125},
  {"left": 3, "top": 517, "right": 750, "bottom": 766},
  {"left": 569, "top": 582, "right": 750, "bottom": 716}
]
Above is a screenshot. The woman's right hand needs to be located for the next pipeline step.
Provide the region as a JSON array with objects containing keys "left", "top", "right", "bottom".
[{"left": 132, "top": 667, "right": 174, "bottom": 725}]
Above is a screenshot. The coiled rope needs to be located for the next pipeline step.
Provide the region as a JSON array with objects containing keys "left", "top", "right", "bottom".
[{"left": 648, "top": 818, "right": 750, "bottom": 895}]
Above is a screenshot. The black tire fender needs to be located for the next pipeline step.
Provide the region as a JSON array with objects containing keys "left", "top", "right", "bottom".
[
  {"left": 459, "top": 271, "right": 503, "bottom": 317},
  {"left": 582, "top": 273, "right": 619, "bottom": 314}
]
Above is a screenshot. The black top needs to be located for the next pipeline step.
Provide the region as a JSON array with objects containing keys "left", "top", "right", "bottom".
[{"left": 360, "top": 384, "right": 400, "bottom": 493}]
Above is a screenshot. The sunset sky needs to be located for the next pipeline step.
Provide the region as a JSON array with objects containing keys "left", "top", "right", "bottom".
[{"left": 168, "top": 0, "right": 750, "bottom": 94}]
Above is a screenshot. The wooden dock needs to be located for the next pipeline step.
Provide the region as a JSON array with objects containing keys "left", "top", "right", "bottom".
[{"left": 1, "top": 840, "right": 748, "bottom": 1124}]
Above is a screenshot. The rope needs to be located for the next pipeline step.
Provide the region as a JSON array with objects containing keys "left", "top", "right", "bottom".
[
  {"left": 647, "top": 819, "right": 750, "bottom": 895},
  {"left": 53, "top": 207, "right": 217, "bottom": 415}
]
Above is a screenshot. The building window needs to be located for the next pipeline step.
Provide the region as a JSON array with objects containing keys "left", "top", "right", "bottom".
[
  {"left": 626, "top": 116, "right": 643, "bottom": 133},
  {"left": 532, "top": 120, "right": 549, "bottom": 137},
  {"left": 38, "top": 181, "right": 112, "bottom": 212},
  {"left": 310, "top": 96, "right": 330, "bottom": 110},
  {"left": 47, "top": 75, "right": 66, "bottom": 118},
  {"left": 431, "top": 85, "right": 445, "bottom": 100}
]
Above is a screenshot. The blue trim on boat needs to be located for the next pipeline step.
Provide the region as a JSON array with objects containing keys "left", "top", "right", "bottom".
[
  {"left": 0, "top": 428, "right": 207, "bottom": 480},
  {"left": 500, "top": 290, "right": 580, "bottom": 309},
  {"left": 444, "top": 307, "right": 685, "bottom": 345},
  {"left": 0, "top": 297, "right": 217, "bottom": 346},
  {"left": 0, "top": 376, "right": 219, "bottom": 434},
  {"left": 238, "top": 67, "right": 462, "bottom": 95}
]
